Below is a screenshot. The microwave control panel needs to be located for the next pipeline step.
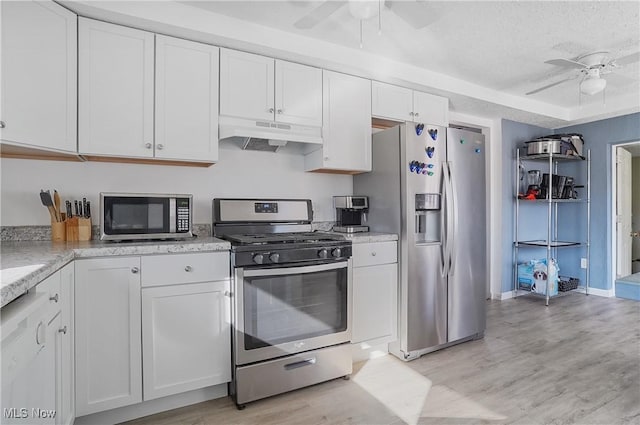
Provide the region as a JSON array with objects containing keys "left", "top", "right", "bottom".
[{"left": 177, "top": 198, "right": 191, "bottom": 232}]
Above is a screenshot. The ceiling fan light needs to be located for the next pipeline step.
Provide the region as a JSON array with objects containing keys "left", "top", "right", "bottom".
[
  {"left": 348, "top": 0, "right": 379, "bottom": 20},
  {"left": 580, "top": 77, "right": 606, "bottom": 95}
]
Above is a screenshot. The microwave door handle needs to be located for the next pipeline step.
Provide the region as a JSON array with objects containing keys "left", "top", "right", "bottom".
[
  {"left": 169, "top": 198, "right": 176, "bottom": 233},
  {"left": 242, "top": 261, "right": 348, "bottom": 277}
]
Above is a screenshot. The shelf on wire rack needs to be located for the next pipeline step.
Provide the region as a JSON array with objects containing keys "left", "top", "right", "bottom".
[{"left": 515, "top": 240, "right": 584, "bottom": 248}]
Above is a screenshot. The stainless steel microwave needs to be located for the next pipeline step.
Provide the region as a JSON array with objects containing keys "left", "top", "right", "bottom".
[{"left": 100, "top": 193, "right": 193, "bottom": 241}]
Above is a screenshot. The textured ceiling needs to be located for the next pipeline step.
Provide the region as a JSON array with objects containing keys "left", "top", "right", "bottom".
[{"left": 182, "top": 1, "right": 640, "bottom": 109}]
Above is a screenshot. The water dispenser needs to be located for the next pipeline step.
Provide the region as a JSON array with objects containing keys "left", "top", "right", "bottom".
[{"left": 415, "top": 193, "right": 441, "bottom": 244}]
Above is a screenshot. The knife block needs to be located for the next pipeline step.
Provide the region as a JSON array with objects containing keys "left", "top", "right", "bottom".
[
  {"left": 66, "top": 217, "right": 92, "bottom": 241},
  {"left": 51, "top": 220, "right": 66, "bottom": 242}
]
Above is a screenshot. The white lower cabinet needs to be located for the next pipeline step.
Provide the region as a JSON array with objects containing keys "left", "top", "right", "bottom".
[
  {"left": 74, "top": 257, "right": 142, "bottom": 416},
  {"left": 142, "top": 280, "right": 231, "bottom": 400},
  {"left": 351, "top": 242, "right": 398, "bottom": 345}
]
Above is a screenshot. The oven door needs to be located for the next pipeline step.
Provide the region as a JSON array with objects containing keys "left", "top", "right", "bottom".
[{"left": 234, "top": 260, "right": 352, "bottom": 366}]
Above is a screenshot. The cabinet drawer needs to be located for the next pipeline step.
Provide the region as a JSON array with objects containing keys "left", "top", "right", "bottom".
[
  {"left": 35, "top": 271, "right": 62, "bottom": 321},
  {"left": 141, "top": 252, "right": 229, "bottom": 286},
  {"left": 352, "top": 242, "right": 397, "bottom": 267}
]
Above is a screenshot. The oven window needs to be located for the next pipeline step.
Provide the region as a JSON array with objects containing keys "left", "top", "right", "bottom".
[
  {"left": 103, "top": 197, "right": 169, "bottom": 234},
  {"left": 243, "top": 267, "right": 348, "bottom": 350}
]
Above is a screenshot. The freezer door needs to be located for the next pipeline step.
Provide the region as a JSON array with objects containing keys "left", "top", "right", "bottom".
[
  {"left": 446, "top": 128, "right": 487, "bottom": 341},
  {"left": 402, "top": 124, "right": 448, "bottom": 352}
]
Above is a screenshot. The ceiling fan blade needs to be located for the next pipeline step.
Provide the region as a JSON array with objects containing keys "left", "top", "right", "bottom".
[
  {"left": 526, "top": 75, "right": 579, "bottom": 95},
  {"left": 385, "top": 0, "right": 434, "bottom": 30},
  {"left": 614, "top": 51, "right": 640, "bottom": 66},
  {"left": 294, "top": 1, "right": 346, "bottom": 29},
  {"left": 544, "top": 58, "right": 588, "bottom": 69}
]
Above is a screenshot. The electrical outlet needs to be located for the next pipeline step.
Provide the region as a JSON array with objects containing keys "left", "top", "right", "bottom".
[{"left": 581, "top": 258, "right": 588, "bottom": 269}]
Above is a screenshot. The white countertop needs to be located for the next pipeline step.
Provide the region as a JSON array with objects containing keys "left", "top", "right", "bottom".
[{"left": 1, "top": 237, "right": 230, "bottom": 308}]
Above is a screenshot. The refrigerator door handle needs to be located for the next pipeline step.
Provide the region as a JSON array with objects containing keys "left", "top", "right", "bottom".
[
  {"left": 448, "top": 161, "right": 459, "bottom": 276},
  {"left": 440, "top": 163, "right": 448, "bottom": 277},
  {"left": 442, "top": 161, "right": 454, "bottom": 277}
]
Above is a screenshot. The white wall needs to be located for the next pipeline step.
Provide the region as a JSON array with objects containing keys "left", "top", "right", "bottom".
[{"left": 0, "top": 145, "right": 353, "bottom": 226}]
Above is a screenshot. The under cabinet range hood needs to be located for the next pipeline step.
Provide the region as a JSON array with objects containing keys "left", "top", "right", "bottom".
[{"left": 219, "top": 116, "right": 323, "bottom": 152}]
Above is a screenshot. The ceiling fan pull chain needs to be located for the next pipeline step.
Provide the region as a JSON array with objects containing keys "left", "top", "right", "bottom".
[{"left": 378, "top": 0, "right": 382, "bottom": 35}]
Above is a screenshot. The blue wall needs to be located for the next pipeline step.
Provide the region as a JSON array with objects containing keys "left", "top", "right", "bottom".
[
  {"left": 501, "top": 119, "right": 550, "bottom": 293},
  {"left": 557, "top": 112, "right": 640, "bottom": 291}
]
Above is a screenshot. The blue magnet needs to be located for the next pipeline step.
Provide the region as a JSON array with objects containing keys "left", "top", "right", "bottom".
[
  {"left": 426, "top": 146, "right": 435, "bottom": 158},
  {"left": 427, "top": 171, "right": 434, "bottom": 176},
  {"left": 415, "top": 123, "right": 425, "bottom": 136},
  {"left": 428, "top": 129, "right": 438, "bottom": 141},
  {"left": 475, "top": 148, "right": 481, "bottom": 153},
  {"left": 460, "top": 139, "right": 465, "bottom": 144},
  {"left": 427, "top": 163, "right": 434, "bottom": 169}
]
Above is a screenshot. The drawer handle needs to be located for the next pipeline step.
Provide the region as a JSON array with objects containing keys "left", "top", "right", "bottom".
[
  {"left": 58, "top": 326, "right": 67, "bottom": 335},
  {"left": 49, "top": 294, "right": 59, "bottom": 303},
  {"left": 36, "top": 321, "right": 46, "bottom": 345},
  {"left": 131, "top": 267, "right": 139, "bottom": 274},
  {"left": 371, "top": 252, "right": 377, "bottom": 256},
  {"left": 284, "top": 357, "right": 316, "bottom": 371},
  {"left": 184, "top": 266, "right": 192, "bottom": 272}
]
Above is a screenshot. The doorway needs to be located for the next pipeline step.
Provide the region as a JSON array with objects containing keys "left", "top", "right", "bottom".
[{"left": 612, "top": 142, "right": 640, "bottom": 296}]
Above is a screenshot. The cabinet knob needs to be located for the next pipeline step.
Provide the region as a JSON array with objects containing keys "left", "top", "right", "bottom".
[
  {"left": 324, "top": 156, "right": 330, "bottom": 161},
  {"left": 157, "top": 144, "right": 164, "bottom": 150},
  {"left": 371, "top": 251, "right": 377, "bottom": 256},
  {"left": 0, "top": 121, "right": 5, "bottom": 129},
  {"left": 409, "top": 112, "right": 414, "bottom": 116},
  {"left": 131, "top": 267, "right": 139, "bottom": 274},
  {"left": 145, "top": 143, "right": 152, "bottom": 149},
  {"left": 268, "top": 108, "right": 275, "bottom": 113},
  {"left": 184, "top": 265, "right": 192, "bottom": 272},
  {"left": 49, "top": 294, "right": 59, "bottom": 303},
  {"left": 224, "top": 290, "right": 231, "bottom": 297},
  {"left": 58, "top": 326, "right": 67, "bottom": 335},
  {"left": 277, "top": 109, "right": 283, "bottom": 114},
  {"left": 414, "top": 112, "right": 419, "bottom": 117}
]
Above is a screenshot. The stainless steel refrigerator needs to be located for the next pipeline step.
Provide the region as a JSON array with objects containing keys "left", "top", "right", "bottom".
[{"left": 354, "top": 124, "right": 486, "bottom": 360}]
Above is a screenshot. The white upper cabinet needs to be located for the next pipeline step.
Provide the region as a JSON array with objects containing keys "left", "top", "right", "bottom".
[
  {"left": 413, "top": 90, "right": 449, "bottom": 127},
  {"left": 155, "top": 35, "right": 219, "bottom": 162},
  {"left": 220, "top": 49, "right": 274, "bottom": 121},
  {"left": 0, "top": 0, "right": 77, "bottom": 153},
  {"left": 275, "top": 60, "right": 323, "bottom": 126},
  {"left": 371, "top": 81, "right": 449, "bottom": 127},
  {"left": 220, "top": 49, "right": 323, "bottom": 126},
  {"left": 305, "top": 71, "right": 371, "bottom": 173},
  {"left": 371, "top": 82, "right": 413, "bottom": 122},
  {"left": 78, "top": 18, "right": 154, "bottom": 158}
]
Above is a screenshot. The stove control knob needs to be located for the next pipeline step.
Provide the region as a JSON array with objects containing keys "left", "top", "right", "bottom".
[
  {"left": 269, "top": 253, "right": 280, "bottom": 263},
  {"left": 318, "top": 249, "right": 328, "bottom": 259},
  {"left": 332, "top": 248, "right": 342, "bottom": 258},
  {"left": 253, "top": 254, "right": 264, "bottom": 264}
]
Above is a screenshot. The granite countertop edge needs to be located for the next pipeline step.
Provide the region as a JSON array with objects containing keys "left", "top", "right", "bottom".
[
  {"left": 337, "top": 232, "right": 399, "bottom": 243},
  {"left": 1, "top": 237, "right": 231, "bottom": 308}
]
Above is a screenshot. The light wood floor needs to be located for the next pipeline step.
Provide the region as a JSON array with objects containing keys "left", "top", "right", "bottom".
[{"left": 124, "top": 293, "right": 640, "bottom": 425}]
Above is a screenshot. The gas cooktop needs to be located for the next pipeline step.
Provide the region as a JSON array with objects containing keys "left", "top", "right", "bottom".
[{"left": 223, "top": 232, "right": 345, "bottom": 246}]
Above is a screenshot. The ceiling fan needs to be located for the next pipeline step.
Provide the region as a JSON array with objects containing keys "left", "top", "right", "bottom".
[
  {"left": 293, "top": 0, "right": 432, "bottom": 31},
  {"left": 526, "top": 51, "right": 640, "bottom": 96}
]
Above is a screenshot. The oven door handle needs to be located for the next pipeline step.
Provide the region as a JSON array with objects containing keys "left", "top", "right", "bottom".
[{"left": 242, "top": 261, "right": 348, "bottom": 277}]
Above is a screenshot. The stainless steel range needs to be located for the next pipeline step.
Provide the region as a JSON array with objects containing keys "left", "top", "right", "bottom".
[{"left": 212, "top": 198, "right": 353, "bottom": 408}]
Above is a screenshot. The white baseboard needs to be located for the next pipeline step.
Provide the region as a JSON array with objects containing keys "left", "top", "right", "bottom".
[
  {"left": 492, "top": 290, "right": 514, "bottom": 300},
  {"left": 74, "top": 384, "right": 228, "bottom": 425},
  {"left": 573, "top": 286, "right": 615, "bottom": 298}
]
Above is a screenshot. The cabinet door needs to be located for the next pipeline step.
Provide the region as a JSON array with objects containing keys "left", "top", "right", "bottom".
[
  {"left": 78, "top": 18, "right": 154, "bottom": 158},
  {"left": 74, "top": 257, "right": 142, "bottom": 416},
  {"left": 58, "top": 264, "right": 74, "bottom": 425},
  {"left": 352, "top": 263, "right": 398, "bottom": 344},
  {"left": 0, "top": 0, "right": 77, "bottom": 153},
  {"left": 275, "top": 60, "right": 322, "bottom": 126},
  {"left": 371, "top": 81, "right": 413, "bottom": 122},
  {"left": 413, "top": 91, "right": 449, "bottom": 126},
  {"left": 155, "top": 35, "right": 219, "bottom": 162},
  {"left": 142, "top": 281, "right": 231, "bottom": 400},
  {"left": 315, "top": 71, "right": 372, "bottom": 172},
  {"left": 219, "top": 48, "right": 274, "bottom": 121}
]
